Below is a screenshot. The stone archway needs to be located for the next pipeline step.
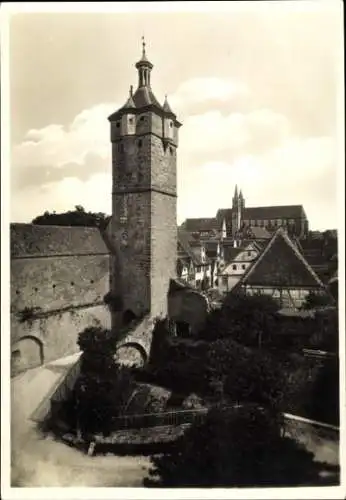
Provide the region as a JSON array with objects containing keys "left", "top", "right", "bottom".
[
  {"left": 114, "top": 341, "right": 148, "bottom": 367},
  {"left": 11, "top": 336, "right": 44, "bottom": 376}
]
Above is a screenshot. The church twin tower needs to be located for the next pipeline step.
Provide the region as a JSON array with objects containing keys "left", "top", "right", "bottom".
[{"left": 108, "top": 41, "right": 181, "bottom": 320}]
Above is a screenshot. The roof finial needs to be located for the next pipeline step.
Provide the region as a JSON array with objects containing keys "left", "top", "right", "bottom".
[
  {"left": 130, "top": 85, "right": 133, "bottom": 96},
  {"left": 142, "top": 35, "right": 146, "bottom": 56}
]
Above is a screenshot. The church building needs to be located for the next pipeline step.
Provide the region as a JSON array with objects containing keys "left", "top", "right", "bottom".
[{"left": 182, "top": 185, "right": 309, "bottom": 240}]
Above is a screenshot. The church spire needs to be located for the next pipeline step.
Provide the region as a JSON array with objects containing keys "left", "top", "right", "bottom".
[{"left": 135, "top": 36, "right": 153, "bottom": 88}]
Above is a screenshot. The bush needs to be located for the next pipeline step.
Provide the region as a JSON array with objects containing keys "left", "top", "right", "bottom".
[
  {"left": 301, "top": 291, "right": 333, "bottom": 310},
  {"left": 206, "top": 338, "right": 287, "bottom": 411},
  {"left": 71, "top": 326, "right": 137, "bottom": 436},
  {"left": 200, "top": 292, "right": 279, "bottom": 347},
  {"left": 144, "top": 405, "right": 329, "bottom": 487}
]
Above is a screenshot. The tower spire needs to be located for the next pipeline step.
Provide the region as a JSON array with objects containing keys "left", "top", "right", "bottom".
[
  {"left": 135, "top": 36, "right": 153, "bottom": 88},
  {"left": 142, "top": 35, "right": 146, "bottom": 57}
]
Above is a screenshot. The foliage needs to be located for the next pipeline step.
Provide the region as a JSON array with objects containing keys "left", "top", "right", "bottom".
[
  {"left": 103, "top": 292, "right": 124, "bottom": 312},
  {"left": 77, "top": 326, "right": 118, "bottom": 355},
  {"left": 71, "top": 326, "right": 136, "bottom": 436},
  {"left": 206, "top": 338, "right": 287, "bottom": 411},
  {"left": 32, "top": 206, "right": 108, "bottom": 227},
  {"left": 144, "top": 405, "right": 330, "bottom": 487},
  {"left": 301, "top": 291, "right": 333, "bottom": 310},
  {"left": 199, "top": 292, "right": 279, "bottom": 347},
  {"left": 304, "top": 358, "right": 339, "bottom": 426},
  {"left": 148, "top": 335, "right": 287, "bottom": 412}
]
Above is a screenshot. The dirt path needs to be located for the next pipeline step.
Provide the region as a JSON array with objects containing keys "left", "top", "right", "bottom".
[{"left": 11, "top": 363, "right": 150, "bottom": 487}]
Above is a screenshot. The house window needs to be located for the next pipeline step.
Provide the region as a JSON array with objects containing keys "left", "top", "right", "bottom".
[
  {"left": 170, "top": 121, "right": 173, "bottom": 128},
  {"left": 116, "top": 122, "right": 120, "bottom": 128},
  {"left": 140, "top": 116, "right": 145, "bottom": 122},
  {"left": 248, "top": 251, "right": 251, "bottom": 256},
  {"left": 232, "top": 264, "right": 237, "bottom": 270},
  {"left": 118, "top": 143, "right": 124, "bottom": 153},
  {"left": 138, "top": 139, "right": 142, "bottom": 148},
  {"left": 222, "top": 276, "right": 228, "bottom": 286},
  {"left": 129, "top": 117, "right": 134, "bottom": 124},
  {"left": 242, "top": 264, "right": 246, "bottom": 270},
  {"left": 169, "top": 147, "right": 174, "bottom": 155}
]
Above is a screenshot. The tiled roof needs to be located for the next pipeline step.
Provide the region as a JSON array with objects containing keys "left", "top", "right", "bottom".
[
  {"left": 11, "top": 223, "right": 109, "bottom": 259},
  {"left": 237, "top": 227, "right": 325, "bottom": 289},
  {"left": 217, "top": 205, "right": 305, "bottom": 223},
  {"left": 223, "top": 247, "right": 243, "bottom": 263},
  {"left": 243, "top": 205, "right": 305, "bottom": 220},
  {"left": 248, "top": 226, "right": 272, "bottom": 239},
  {"left": 181, "top": 218, "right": 218, "bottom": 233}
]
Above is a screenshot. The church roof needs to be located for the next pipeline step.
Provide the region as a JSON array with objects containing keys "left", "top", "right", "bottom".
[
  {"left": 236, "top": 227, "right": 325, "bottom": 289},
  {"left": 181, "top": 217, "right": 218, "bottom": 233},
  {"left": 217, "top": 205, "right": 306, "bottom": 224},
  {"left": 11, "top": 223, "right": 109, "bottom": 259}
]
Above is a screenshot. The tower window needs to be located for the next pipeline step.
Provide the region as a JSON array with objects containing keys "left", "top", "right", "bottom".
[
  {"left": 170, "top": 121, "right": 173, "bottom": 128},
  {"left": 138, "top": 139, "right": 142, "bottom": 148},
  {"left": 120, "top": 194, "right": 128, "bottom": 223},
  {"left": 232, "top": 264, "right": 237, "bottom": 270},
  {"left": 139, "top": 116, "right": 145, "bottom": 122}
]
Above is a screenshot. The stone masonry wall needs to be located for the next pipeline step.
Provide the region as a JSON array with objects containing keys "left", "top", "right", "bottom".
[
  {"left": 11, "top": 303, "right": 111, "bottom": 374},
  {"left": 151, "top": 192, "right": 177, "bottom": 318},
  {"left": 11, "top": 255, "right": 110, "bottom": 314}
]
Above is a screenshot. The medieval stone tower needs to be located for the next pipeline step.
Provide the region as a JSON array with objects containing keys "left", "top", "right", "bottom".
[{"left": 108, "top": 40, "right": 182, "bottom": 321}]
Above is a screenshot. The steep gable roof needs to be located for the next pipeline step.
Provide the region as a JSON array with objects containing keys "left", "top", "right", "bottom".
[
  {"left": 11, "top": 223, "right": 109, "bottom": 259},
  {"left": 237, "top": 227, "right": 325, "bottom": 289}
]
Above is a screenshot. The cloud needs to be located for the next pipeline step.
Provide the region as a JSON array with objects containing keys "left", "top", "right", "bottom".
[
  {"left": 177, "top": 135, "right": 337, "bottom": 230},
  {"left": 12, "top": 103, "right": 115, "bottom": 171},
  {"left": 10, "top": 76, "right": 337, "bottom": 230},
  {"left": 179, "top": 107, "right": 291, "bottom": 166}
]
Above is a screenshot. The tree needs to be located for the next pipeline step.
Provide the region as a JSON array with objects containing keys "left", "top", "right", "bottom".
[
  {"left": 32, "top": 206, "right": 109, "bottom": 227},
  {"left": 301, "top": 291, "right": 333, "bottom": 310},
  {"left": 70, "top": 327, "right": 136, "bottom": 436},
  {"left": 200, "top": 292, "right": 279, "bottom": 348},
  {"left": 144, "top": 405, "right": 332, "bottom": 487}
]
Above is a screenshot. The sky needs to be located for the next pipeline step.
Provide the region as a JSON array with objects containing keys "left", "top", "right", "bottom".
[{"left": 4, "top": 2, "right": 344, "bottom": 230}]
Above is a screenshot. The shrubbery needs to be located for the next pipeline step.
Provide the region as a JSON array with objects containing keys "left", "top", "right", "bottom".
[
  {"left": 145, "top": 405, "right": 333, "bottom": 487},
  {"left": 72, "top": 327, "right": 136, "bottom": 436}
]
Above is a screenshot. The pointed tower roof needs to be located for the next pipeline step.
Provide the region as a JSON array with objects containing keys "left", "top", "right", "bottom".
[
  {"left": 233, "top": 185, "right": 238, "bottom": 198},
  {"left": 122, "top": 85, "right": 136, "bottom": 109},
  {"left": 236, "top": 227, "right": 326, "bottom": 289},
  {"left": 163, "top": 95, "right": 173, "bottom": 113},
  {"left": 239, "top": 189, "right": 244, "bottom": 199}
]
